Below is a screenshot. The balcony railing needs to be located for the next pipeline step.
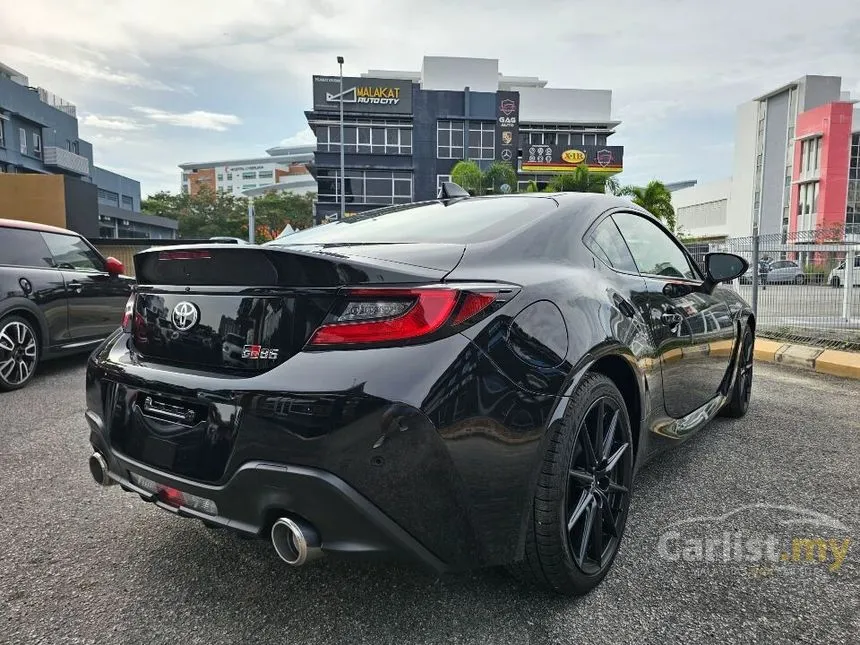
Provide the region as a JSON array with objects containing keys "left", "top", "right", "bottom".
[
  {"left": 43, "top": 146, "right": 89, "bottom": 175},
  {"left": 36, "top": 88, "right": 77, "bottom": 118}
]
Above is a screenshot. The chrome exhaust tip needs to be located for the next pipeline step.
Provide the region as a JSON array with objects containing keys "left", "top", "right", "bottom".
[
  {"left": 88, "top": 452, "right": 115, "bottom": 487},
  {"left": 271, "top": 517, "right": 322, "bottom": 566}
]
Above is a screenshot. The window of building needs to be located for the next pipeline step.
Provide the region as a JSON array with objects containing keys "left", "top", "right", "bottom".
[
  {"left": 121, "top": 195, "right": 134, "bottom": 210},
  {"left": 436, "top": 174, "right": 452, "bottom": 195},
  {"left": 19, "top": 128, "right": 27, "bottom": 154},
  {"left": 258, "top": 170, "right": 273, "bottom": 179},
  {"left": 242, "top": 184, "right": 255, "bottom": 189},
  {"left": 0, "top": 119, "right": 5, "bottom": 148},
  {"left": 226, "top": 172, "right": 233, "bottom": 180},
  {"left": 316, "top": 123, "right": 412, "bottom": 155},
  {"left": 33, "top": 132, "right": 41, "bottom": 158},
  {"left": 468, "top": 122, "right": 495, "bottom": 161},
  {"left": 800, "top": 137, "right": 822, "bottom": 175},
  {"left": 217, "top": 174, "right": 223, "bottom": 181},
  {"left": 97, "top": 189, "right": 120, "bottom": 207},
  {"left": 437, "top": 120, "right": 465, "bottom": 159},
  {"left": 242, "top": 171, "right": 256, "bottom": 180},
  {"left": 797, "top": 181, "right": 819, "bottom": 231},
  {"left": 317, "top": 170, "right": 413, "bottom": 205},
  {"left": 72, "top": 141, "right": 78, "bottom": 154}
]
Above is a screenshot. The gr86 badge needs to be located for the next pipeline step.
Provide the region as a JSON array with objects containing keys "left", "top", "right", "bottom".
[{"left": 242, "top": 344, "right": 279, "bottom": 360}]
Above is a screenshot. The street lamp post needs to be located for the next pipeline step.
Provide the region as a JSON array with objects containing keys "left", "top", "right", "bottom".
[{"left": 338, "top": 55, "right": 345, "bottom": 222}]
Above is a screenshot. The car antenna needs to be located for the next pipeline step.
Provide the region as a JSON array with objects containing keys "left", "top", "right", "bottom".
[{"left": 438, "top": 181, "right": 470, "bottom": 202}]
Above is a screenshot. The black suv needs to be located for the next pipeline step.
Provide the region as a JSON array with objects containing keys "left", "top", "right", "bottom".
[{"left": 0, "top": 218, "right": 133, "bottom": 391}]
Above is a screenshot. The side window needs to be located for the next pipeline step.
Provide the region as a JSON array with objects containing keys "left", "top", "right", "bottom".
[
  {"left": 584, "top": 217, "right": 638, "bottom": 273},
  {"left": 40, "top": 232, "right": 103, "bottom": 272},
  {"left": 612, "top": 212, "right": 699, "bottom": 280},
  {"left": 0, "top": 227, "right": 55, "bottom": 268}
]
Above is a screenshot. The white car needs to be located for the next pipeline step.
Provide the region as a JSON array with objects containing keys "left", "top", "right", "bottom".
[{"left": 828, "top": 256, "right": 860, "bottom": 288}]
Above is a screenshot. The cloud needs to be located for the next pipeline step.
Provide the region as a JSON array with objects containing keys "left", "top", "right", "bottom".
[
  {"left": 279, "top": 127, "right": 316, "bottom": 147},
  {"left": 131, "top": 107, "right": 242, "bottom": 131},
  {"left": 0, "top": 45, "right": 175, "bottom": 91},
  {"left": 80, "top": 114, "right": 150, "bottom": 131}
]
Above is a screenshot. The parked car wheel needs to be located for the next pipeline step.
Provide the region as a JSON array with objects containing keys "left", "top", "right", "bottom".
[
  {"left": 831, "top": 276, "right": 841, "bottom": 288},
  {"left": 509, "top": 373, "right": 633, "bottom": 595},
  {"left": 794, "top": 274, "right": 806, "bottom": 285},
  {"left": 720, "top": 327, "right": 754, "bottom": 419},
  {"left": 0, "top": 315, "right": 40, "bottom": 391}
]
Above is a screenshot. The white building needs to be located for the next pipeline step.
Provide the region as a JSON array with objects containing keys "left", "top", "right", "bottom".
[{"left": 179, "top": 145, "right": 316, "bottom": 198}]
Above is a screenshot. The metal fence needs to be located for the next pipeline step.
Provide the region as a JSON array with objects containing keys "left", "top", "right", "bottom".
[{"left": 687, "top": 230, "right": 860, "bottom": 350}]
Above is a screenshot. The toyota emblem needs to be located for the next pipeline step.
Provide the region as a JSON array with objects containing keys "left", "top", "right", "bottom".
[{"left": 171, "top": 301, "right": 199, "bottom": 331}]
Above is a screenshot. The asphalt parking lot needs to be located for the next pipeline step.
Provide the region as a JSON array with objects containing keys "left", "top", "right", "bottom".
[{"left": 1, "top": 357, "right": 858, "bottom": 645}]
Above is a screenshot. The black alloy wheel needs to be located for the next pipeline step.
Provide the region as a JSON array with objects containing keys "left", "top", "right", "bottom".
[
  {"left": 0, "top": 315, "right": 40, "bottom": 391},
  {"left": 720, "top": 326, "right": 753, "bottom": 418},
  {"left": 510, "top": 373, "right": 634, "bottom": 595}
]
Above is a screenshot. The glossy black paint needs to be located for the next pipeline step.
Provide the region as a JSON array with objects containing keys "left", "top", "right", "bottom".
[
  {"left": 0, "top": 222, "right": 133, "bottom": 359},
  {"left": 85, "top": 193, "right": 754, "bottom": 570}
]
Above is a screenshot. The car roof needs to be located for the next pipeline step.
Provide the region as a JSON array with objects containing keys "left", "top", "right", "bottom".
[{"left": 0, "top": 218, "right": 78, "bottom": 235}]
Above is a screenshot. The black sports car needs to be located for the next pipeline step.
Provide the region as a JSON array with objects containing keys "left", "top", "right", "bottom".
[{"left": 85, "top": 191, "right": 753, "bottom": 595}]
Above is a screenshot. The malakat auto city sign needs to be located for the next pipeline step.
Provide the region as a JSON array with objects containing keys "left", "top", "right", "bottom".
[
  {"left": 521, "top": 144, "right": 624, "bottom": 174},
  {"left": 312, "top": 76, "right": 413, "bottom": 114}
]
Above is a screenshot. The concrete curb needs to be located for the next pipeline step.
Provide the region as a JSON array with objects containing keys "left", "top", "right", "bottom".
[{"left": 750, "top": 339, "right": 860, "bottom": 380}]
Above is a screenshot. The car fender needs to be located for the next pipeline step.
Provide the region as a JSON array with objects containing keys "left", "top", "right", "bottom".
[{"left": 0, "top": 297, "right": 50, "bottom": 353}]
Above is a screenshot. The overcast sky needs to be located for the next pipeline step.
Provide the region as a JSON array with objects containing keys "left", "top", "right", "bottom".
[{"left": 1, "top": 0, "right": 857, "bottom": 197}]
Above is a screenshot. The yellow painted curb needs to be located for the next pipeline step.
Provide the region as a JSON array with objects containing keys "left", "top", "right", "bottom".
[
  {"left": 753, "top": 339, "right": 784, "bottom": 363},
  {"left": 815, "top": 350, "right": 860, "bottom": 380},
  {"left": 709, "top": 339, "right": 735, "bottom": 357}
]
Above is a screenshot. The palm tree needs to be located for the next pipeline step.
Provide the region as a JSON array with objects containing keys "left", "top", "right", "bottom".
[
  {"left": 450, "top": 160, "right": 485, "bottom": 196},
  {"left": 546, "top": 163, "right": 619, "bottom": 195},
  {"left": 482, "top": 161, "right": 518, "bottom": 194},
  {"left": 619, "top": 180, "right": 676, "bottom": 230}
]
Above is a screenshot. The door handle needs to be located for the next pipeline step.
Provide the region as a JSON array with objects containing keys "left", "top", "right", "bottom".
[
  {"left": 68, "top": 280, "right": 83, "bottom": 294},
  {"left": 661, "top": 312, "right": 683, "bottom": 328}
]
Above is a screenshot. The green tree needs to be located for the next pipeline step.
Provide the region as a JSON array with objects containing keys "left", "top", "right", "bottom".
[
  {"left": 482, "top": 161, "right": 518, "bottom": 195},
  {"left": 450, "top": 160, "right": 485, "bottom": 196},
  {"left": 176, "top": 185, "right": 249, "bottom": 239},
  {"left": 252, "top": 191, "right": 315, "bottom": 241},
  {"left": 619, "top": 180, "right": 676, "bottom": 231},
  {"left": 523, "top": 180, "right": 539, "bottom": 193},
  {"left": 141, "top": 191, "right": 184, "bottom": 219},
  {"left": 546, "top": 163, "right": 619, "bottom": 194}
]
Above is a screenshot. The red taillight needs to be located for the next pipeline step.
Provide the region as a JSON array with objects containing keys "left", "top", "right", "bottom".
[
  {"left": 121, "top": 294, "right": 135, "bottom": 333},
  {"left": 157, "top": 485, "right": 185, "bottom": 508},
  {"left": 308, "top": 287, "right": 502, "bottom": 347},
  {"left": 158, "top": 250, "right": 211, "bottom": 261}
]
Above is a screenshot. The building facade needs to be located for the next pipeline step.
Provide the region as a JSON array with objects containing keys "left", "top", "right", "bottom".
[
  {"left": 673, "top": 75, "right": 850, "bottom": 240},
  {"left": 179, "top": 145, "right": 316, "bottom": 198},
  {"left": 0, "top": 61, "right": 174, "bottom": 239},
  {"left": 305, "top": 56, "right": 623, "bottom": 221}
]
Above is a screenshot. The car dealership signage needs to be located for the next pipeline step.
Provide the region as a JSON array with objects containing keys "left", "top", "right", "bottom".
[
  {"left": 312, "top": 76, "right": 413, "bottom": 114},
  {"left": 496, "top": 91, "right": 520, "bottom": 166},
  {"left": 521, "top": 144, "right": 624, "bottom": 173}
]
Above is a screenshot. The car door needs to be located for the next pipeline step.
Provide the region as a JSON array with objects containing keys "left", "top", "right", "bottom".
[
  {"left": 0, "top": 225, "right": 69, "bottom": 348},
  {"left": 767, "top": 261, "right": 789, "bottom": 283},
  {"left": 612, "top": 211, "right": 736, "bottom": 419},
  {"left": 39, "top": 231, "right": 132, "bottom": 342}
]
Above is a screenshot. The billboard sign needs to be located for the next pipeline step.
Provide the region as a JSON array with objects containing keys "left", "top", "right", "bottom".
[
  {"left": 495, "top": 91, "right": 520, "bottom": 166},
  {"left": 521, "top": 144, "right": 624, "bottom": 173},
  {"left": 312, "top": 76, "right": 413, "bottom": 114}
]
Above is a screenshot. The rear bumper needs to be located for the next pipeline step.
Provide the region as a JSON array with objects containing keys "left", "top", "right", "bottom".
[{"left": 86, "top": 410, "right": 448, "bottom": 572}]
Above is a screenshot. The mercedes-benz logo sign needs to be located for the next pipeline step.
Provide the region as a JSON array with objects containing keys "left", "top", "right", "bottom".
[{"left": 171, "top": 301, "right": 199, "bottom": 332}]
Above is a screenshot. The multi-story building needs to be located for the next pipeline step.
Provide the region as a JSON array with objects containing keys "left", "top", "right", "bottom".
[
  {"left": 305, "top": 56, "right": 624, "bottom": 221},
  {"left": 179, "top": 145, "right": 316, "bottom": 198},
  {"left": 0, "top": 60, "right": 175, "bottom": 239},
  {"left": 674, "top": 75, "right": 847, "bottom": 240}
]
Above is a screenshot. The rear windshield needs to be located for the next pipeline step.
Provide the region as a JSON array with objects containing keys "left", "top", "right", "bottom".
[{"left": 270, "top": 197, "right": 557, "bottom": 246}]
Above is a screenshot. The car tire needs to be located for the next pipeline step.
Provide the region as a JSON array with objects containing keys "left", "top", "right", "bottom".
[
  {"left": 831, "top": 277, "right": 841, "bottom": 288},
  {"left": 0, "top": 314, "right": 40, "bottom": 392},
  {"left": 720, "top": 326, "right": 754, "bottom": 419},
  {"left": 509, "top": 373, "right": 633, "bottom": 596},
  {"left": 794, "top": 274, "right": 805, "bottom": 285}
]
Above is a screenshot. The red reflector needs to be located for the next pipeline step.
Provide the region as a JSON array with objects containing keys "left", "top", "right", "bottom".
[
  {"left": 157, "top": 485, "right": 185, "bottom": 507},
  {"left": 452, "top": 293, "right": 497, "bottom": 325},
  {"left": 309, "top": 288, "right": 459, "bottom": 346},
  {"left": 121, "top": 293, "right": 135, "bottom": 332},
  {"left": 158, "top": 250, "right": 212, "bottom": 261}
]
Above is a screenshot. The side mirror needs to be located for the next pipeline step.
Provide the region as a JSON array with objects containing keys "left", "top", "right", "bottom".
[
  {"left": 701, "top": 252, "right": 748, "bottom": 293},
  {"left": 105, "top": 257, "right": 124, "bottom": 275}
]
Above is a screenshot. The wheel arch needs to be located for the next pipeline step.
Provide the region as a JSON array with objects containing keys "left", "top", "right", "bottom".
[
  {"left": 588, "top": 353, "right": 642, "bottom": 464},
  {"left": 0, "top": 299, "right": 48, "bottom": 356}
]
